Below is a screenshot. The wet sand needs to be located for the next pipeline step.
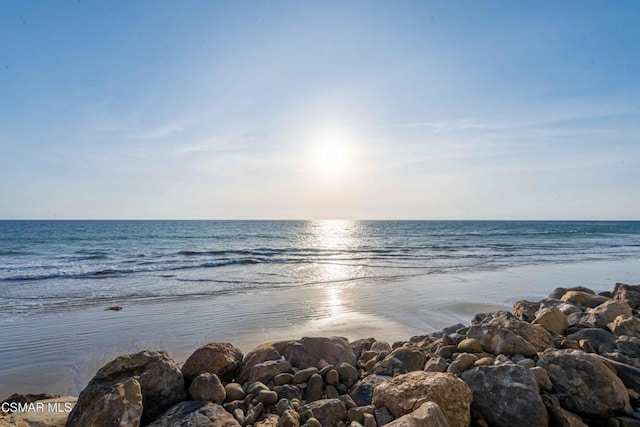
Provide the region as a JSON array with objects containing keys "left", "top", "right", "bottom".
[{"left": 1, "top": 257, "right": 639, "bottom": 399}]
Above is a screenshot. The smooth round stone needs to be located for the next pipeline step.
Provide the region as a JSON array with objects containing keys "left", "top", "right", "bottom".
[
  {"left": 257, "top": 390, "right": 278, "bottom": 406},
  {"left": 274, "top": 373, "right": 293, "bottom": 386},
  {"left": 225, "top": 383, "right": 245, "bottom": 401},
  {"left": 457, "top": 338, "right": 483, "bottom": 353},
  {"left": 516, "top": 358, "right": 536, "bottom": 368},
  {"left": 306, "top": 417, "right": 322, "bottom": 427},
  {"left": 325, "top": 369, "right": 340, "bottom": 386},
  {"left": 293, "top": 367, "right": 319, "bottom": 384},
  {"left": 474, "top": 357, "right": 495, "bottom": 366}
]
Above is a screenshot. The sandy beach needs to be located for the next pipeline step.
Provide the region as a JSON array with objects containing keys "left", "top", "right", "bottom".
[{"left": 1, "top": 257, "right": 638, "bottom": 399}]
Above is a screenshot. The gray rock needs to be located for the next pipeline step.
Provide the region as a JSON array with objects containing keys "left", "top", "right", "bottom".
[
  {"left": 249, "top": 358, "right": 293, "bottom": 384},
  {"left": 338, "top": 363, "right": 359, "bottom": 386},
  {"left": 371, "top": 346, "right": 427, "bottom": 376},
  {"left": 374, "top": 407, "right": 394, "bottom": 426},
  {"left": 349, "top": 375, "right": 388, "bottom": 407},
  {"left": 567, "top": 328, "right": 618, "bottom": 354},
  {"left": 148, "top": 401, "right": 240, "bottom": 427},
  {"left": 461, "top": 365, "right": 547, "bottom": 427},
  {"left": 303, "top": 373, "right": 324, "bottom": 402},
  {"left": 326, "top": 369, "right": 340, "bottom": 385},
  {"left": 225, "top": 383, "right": 245, "bottom": 402},
  {"left": 530, "top": 367, "right": 552, "bottom": 392},
  {"left": 537, "top": 349, "right": 631, "bottom": 418},
  {"left": 293, "top": 368, "right": 319, "bottom": 384},
  {"left": 385, "top": 402, "right": 451, "bottom": 427},
  {"left": 258, "top": 390, "right": 279, "bottom": 406},
  {"left": 424, "top": 356, "right": 449, "bottom": 373},
  {"left": 446, "top": 353, "right": 477, "bottom": 375},
  {"left": 274, "top": 385, "right": 303, "bottom": 401}
]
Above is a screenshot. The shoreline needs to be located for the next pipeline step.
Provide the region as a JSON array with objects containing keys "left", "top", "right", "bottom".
[{"left": 1, "top": 258, "right": 639, "bottom": 400}]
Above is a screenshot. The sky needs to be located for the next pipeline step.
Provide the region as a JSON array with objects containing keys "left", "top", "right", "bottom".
[{"left": 1, "top": 1, "right": 639, "bottom": 220}]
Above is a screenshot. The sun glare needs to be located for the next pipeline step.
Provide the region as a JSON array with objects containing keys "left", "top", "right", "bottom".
[{"left": 310, "top": 129, "right": 353, "bottom": 177}]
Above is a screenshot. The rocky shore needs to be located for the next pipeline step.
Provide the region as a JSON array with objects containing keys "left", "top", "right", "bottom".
[{"left": 3, "top": 282, "right": 640, "bottom": 427}]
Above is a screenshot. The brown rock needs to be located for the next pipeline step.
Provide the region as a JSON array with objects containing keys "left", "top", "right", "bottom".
[
  {"left": 586, "top": 299, "right": 633, "bottom": 328},
  {"left": 256, "top": 415, "right": 280, "bottom": 427},
  {"left": 370, "top": 346, "right": 426, "bottom": 376},
  {"left": 613, "top": 283, "right": 640, "bottom": 309},
  {"left": 372, "top": 371, "right": 472, "bottom": 427},
  {"left": 532, "top": 307, "right": 569, "bottom": 334},
  {"left": 0, "top": 414, "right": 28, "bottom": 427},
  {"left": 148, "top": 401, "right": 240, "bottom": 427},
  {"left": 67, "top": 350, "right": 186, "bottom": 426},
  {"left": 456, "top": 338, "right": 482, "bottom": 354},
  {"left": 189, "top": 373, "right": 226, "bottom": 403},
  {"left": 278, "top": 409, "right": 300, "bottom": 427},
  {"left": 384, "top": 402, "right": 451, "bottom": 427},
  {"left": 548, "top": 286, "right": 596, "bottom": 300},
  {"left": 446, "top": 353, "right": 477, "bottom": 375},
  {"left": 249, "top": 358, "right": 292, "bottom": 384},
  {"left": 561, "top": 291, "right": 609, "bottom": 310},
  {"left": 537, "top": 349, "right": 631, "bottom": 418},
  {"left": 512, "top": 300, "right": 541, "bottom": 323},
  {"left": 609, "top": 315, "right": 640, "bottom": 338},
  {"left": 301, "top": 399, "right": 347, "bottom": 427},
  {"left": 183, "top": 342, "right": 243, "bottom": 382},
  {"left": 67, "top": 377, "right": 143, "bottom": 427},
  {"left": 424, "top": 356, "right": 449, "bottom": 373},
  {"left": 225, "top": 383, "right": 245, "bottom": 401}
]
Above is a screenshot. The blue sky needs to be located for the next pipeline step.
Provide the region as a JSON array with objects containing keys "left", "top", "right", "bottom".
[{"left": 1, "top": 1, "right": 639, "bottom": 219}]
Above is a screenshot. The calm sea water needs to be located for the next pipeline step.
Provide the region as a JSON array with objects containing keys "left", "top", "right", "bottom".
[{"left": 1, "top": 220, "right": 639, "bottom": 318}]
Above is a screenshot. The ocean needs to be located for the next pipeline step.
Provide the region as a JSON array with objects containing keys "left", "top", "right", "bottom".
[
  {"left": 2, "top": 220, "right": 640, "bottom": 396},
  {"left": 1, "top": 220, "right": 640, "bottom": 318}
]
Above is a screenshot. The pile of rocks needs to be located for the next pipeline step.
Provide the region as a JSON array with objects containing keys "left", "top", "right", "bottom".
[{"left": 3, "top": 282, "right": 640, "bottom": 427}]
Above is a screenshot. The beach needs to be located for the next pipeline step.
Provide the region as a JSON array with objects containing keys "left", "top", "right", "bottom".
[{"left": 1, "top": 256, "right": 639, "bottom": 399}]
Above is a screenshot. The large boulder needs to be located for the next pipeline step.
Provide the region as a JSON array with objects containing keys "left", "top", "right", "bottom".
[
  {"left": 466, "top": 324, "right": 538, "bottom": 357},
  {"left": 567, "top": 328, "right": 618, "bottom": 354},
  {"left": 537, "top": 349, "right": 631, "bottom": 419},
  {"left": 189, "top": 373, "right": 226, "bottom": 403},
  {"left": 372, "top": 371, "right": 472, "bottom": 427},
  {"left": 469, "top": 311, "right": 553, "bottom": 355},
  {"left": 370, "top": 346, "right": 427, "bottom": 376},
  {"left": 182, "top": 343, "right": 244, "bottom": 383},
  {"left": 461, "top": 365, "right": 547, "bottom": 427},
  {"left": 585, "top": 299, "right": 633, "bottom": 328},
  {"left": 561, "top": 291, "right": 609, "bottom": 310},
  {"left": 613, "top": 283, "right": 640, "bottom": 309},
  {"left": 238, "top": 337, "right": 356, "bottom": 383},
  {"left": 67, "top": 350, "right": 186, "bottom": 426},
  {"left": 147, "top": 402, "right": 240, "bottom": 427},
  {"left": 301, "top": 399, "right": 347, "bottom": 427},
  {"left": 609, "top": 315, "right": 640, "bottom": 338},
  {"left": 66, "top": 377, "right": 143, "bottom": 427},
  {"left": 385, "top": 402, "right": 451, "bottom": 427},
  {"left": 532, "top": 307, "right": 568, "bottom": 334}
]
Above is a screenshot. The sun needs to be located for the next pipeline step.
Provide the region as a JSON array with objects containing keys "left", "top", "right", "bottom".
[{"left": 311, "top": 129, "right": 353, "bottom": 177}]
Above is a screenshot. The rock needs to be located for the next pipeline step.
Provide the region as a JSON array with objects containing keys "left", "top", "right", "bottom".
[
  {"left": 374, "top": 407, "right": 394, "bottom": 426},
  {"left": 467, "top": 324, "right": 538, "bottom": 357},
  {"left": 326, "top": 369, "right": 340, "bottom": 385},
  {"left": 0, "top": 414, "right": 28, "bottom": 427},
  {"left": 245, "top": 381, "right": 270, "bottom": 396},
  {"left": 11, "top": 396, "right": 76, "bottom": 427},
  {"left": 258, "top": 390, "right": 279, "bottom": 406},
  {"left": 434, "top": 345, "right": 457, "bottom": 359},
  {"left": 362, "top": 413, "right": 376, "bottom": 427},
  {"left": 1, "top": 393, "right": 61, "bottom": 408},
  {"left": 446, "top": 353, "right": 477, "bottom": 375},
  {"left": 456, "top": 338, "right": 482, "bottom": 354},
  {"left": 348, "top": 405, "right": 376, "bottom": 423},
  {"left": 225, "top": 383, "right": 245, "bottom": 401},
  {"left": 530, "top": 367, "right": 552, "bottom": 391},
  {"left": 351, "top": 338, "right": 377, "bottom": 359},
  {"left": 537, "top": 349, "right": 631, "bottom": 418},
  {"left": 189, "top": 373, "right": 226, "bottom": 403},
  {"left": 424, "top": 357, "right": 449, "bottom": 373},
  {"left": 593, "top": 354, "right": 640, "bottom": 395},
  {"left": 244, "top": 402, "right": 264, "bottom": 426},
  {"left": 279, "top": 409, "right": 300, "bottom": 427},
  {"left": 461, "top": 365, "right": 547, "bottom": 427},
  {"left": 586, "top": 299, "right": 633, "bottom": 328},
  {"left": 326, "top": 385, "right": 339, "bottom": 399},
  {"left": 613, "top": 283, "right": 640, "bottom": 309},
  {"left": 148, "top": 401, "right": 240, "bottom": 427},
  {"left": 539, "top": 298, "right": 582, "bottom": 316},
  {"left": 304, "top": 417, "right": 322, "bottom": 427},
  {"left": 350, "top": 375, "right": 388, "bottom": 407},
  {"left": 67, "top": 350, "right": 186, "bottom": 426},
  {"left": 371, "top": 346, "right": 427, "bottom": 376},
  {"left": 293, "top": 367, "right": 319, "bottom": 384},
  {"left": 274, "top": 385, "right": 303, "bottom": 401},
  {"left": 512, "top": 300, "right": 541, "bottom": 322},
  {"left": 542, "top": 394, "right": 588, "bottom": 427},
  {"left": 561, "top": 291, "right": 609, "bottom": 309},
  {"left": 473, "top": 357, "right": 494, "bottom": 366},
  {"left": 532, "top": 307, "right": 569, "bottom": 334},
  {"left": 372, "top": 371, "right": 472, "bottom": 427},
  {"left": 338, "top": 363, "right": 360, "bottom": 386},
  {"left": 183, "top": 342, "right": 244, "bottom": 383},
  {"left": 257, "top": 415, "right": 280, "bottom": 427},
  {"left": 249, "top": 358, "right": 293, "bottom": 384},
  {"left": 301, "top": 399, "right": 347, "bottom": 427},
  {"left": 516, "top": 358, "right": 536, "bottom": 368},
  {"left": 303, "top": 373, "right": 324, "bottom": 402},
  {"left": 567, "top": 328, "right": 618, "bottom": 354},
  {"left": 385, "top": 402, "right": 451, "bottom": 427},
  {"left": 549, "top": 286, "right": 596, "bottom": 300},
  {"left": 66, "top": 377, "right": 143, "bottom": 427},
  {"left": 371, "top": 341, "right": 393, "bottom": 353},
  {"left": 609, "top": 315, "right": 640, "bottom": 338}
]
